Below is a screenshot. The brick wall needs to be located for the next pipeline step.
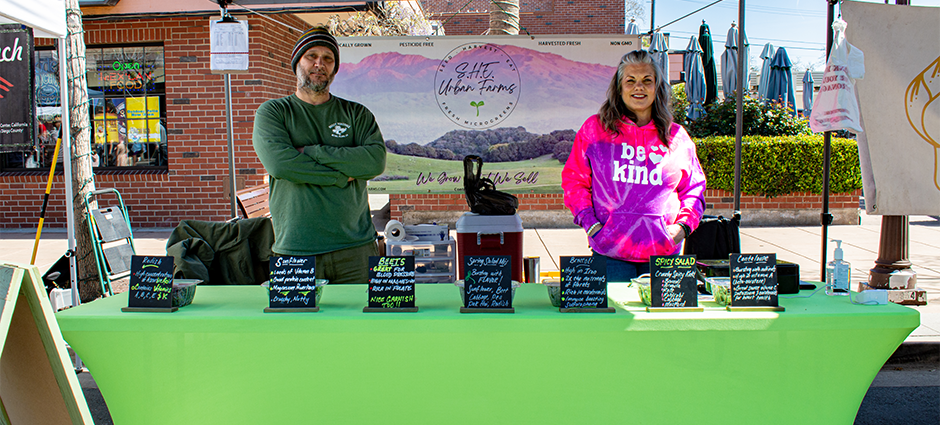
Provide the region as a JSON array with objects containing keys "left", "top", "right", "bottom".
[
  {"left": 0, "top": 13, "right": 306, "bottom": 228},
  {"left": 426, "top": 0, "right": 625, "bottom": 35}
]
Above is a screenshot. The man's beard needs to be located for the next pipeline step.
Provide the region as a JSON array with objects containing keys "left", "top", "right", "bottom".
[{"left": 298, "top": 71, "right": 333, "bottom": 94}]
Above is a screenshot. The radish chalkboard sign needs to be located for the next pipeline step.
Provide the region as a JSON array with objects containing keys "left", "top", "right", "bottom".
[
  {"left": 124, "top": 256, "right": 175, "bottom": 312},
  {"left": 560, "top": 256, "right": 614, "bottom": 312},
  {"left": 729, "top": 253, "right": 784, "bottom": 311},
  {"left": 265, "top": 256, "right": 319, "bottom": 313},
  {"left": 461, "top": 255, "right": 513, "bottom": 313},
  {"left": 649, "top": 255, "right": 702, "bottom": 311},
  {"left": 365, "top": 256, "right": 417, "bottom": 312}
]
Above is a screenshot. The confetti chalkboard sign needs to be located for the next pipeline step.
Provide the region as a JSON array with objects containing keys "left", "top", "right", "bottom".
[
  {"left": 365, "top": 256, "right": 417, "bottom": 312},
  {"left": 265, "top": 256, "right": 319, "bottom": 313},
  {"left": 649, "top": 255, "right": 701, "bottom": 311},
  {"left": 560, "top": 256, "right": 614, "bottom": 312},
  {"left": 461, "top": 255, "right": 513, "bottom": 313},
  {"left": 730, "top": 253, "right": 783, "bottom": 311},
  {"left": 124, "top": 255, "right": 175, "bottom": 312}
]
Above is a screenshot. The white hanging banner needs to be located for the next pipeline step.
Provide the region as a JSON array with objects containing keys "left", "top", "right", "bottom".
[
  {"left": 843, "top": 0, "right": 940, "bottom": 215},
  {"left": 210, "top": 19, "right": 249, "bottom": 74}
]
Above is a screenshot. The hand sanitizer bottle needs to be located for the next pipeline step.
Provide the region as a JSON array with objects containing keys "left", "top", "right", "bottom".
[{"left": 826, "top": 239, "right": 850, "bottom": 296}]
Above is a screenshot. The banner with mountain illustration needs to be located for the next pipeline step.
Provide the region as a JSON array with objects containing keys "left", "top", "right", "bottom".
[
  {"left": 844, "top": 1, "right": 940, "bottom": 215},
  {"left": 331, "top": 34, "right": 641, "bottom": 194}
]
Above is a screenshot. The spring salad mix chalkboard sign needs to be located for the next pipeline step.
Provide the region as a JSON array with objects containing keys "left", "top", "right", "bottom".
[
  {"left": 266, "top": 256, "right": 320, "bottom": 312},
  {"left": 560, "top": 256, "right": 613, "bottom": 312},
  {"left": 649, "top": 255, "right": 701, "bottom": 311},
  {"left": 462, "top": 255, "right": 513, "bottom": 312},
  {"left": 125, "top": 256, "right": 174, "bottom": 311},
  {"left": 729, "top": 253, "right": 783, "bottom": 311},
  {"left": 366, "top": 256, "right": 417, "bottom": 312}
]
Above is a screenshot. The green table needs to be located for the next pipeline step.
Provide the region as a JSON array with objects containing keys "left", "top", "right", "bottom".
[{"left": 56, "top": 283, "right": 918, "bottom": 425}]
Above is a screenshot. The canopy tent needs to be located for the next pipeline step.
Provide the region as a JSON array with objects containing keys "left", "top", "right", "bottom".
[{"left": 1, "top": 0, "right": 80, "bottom": 302}]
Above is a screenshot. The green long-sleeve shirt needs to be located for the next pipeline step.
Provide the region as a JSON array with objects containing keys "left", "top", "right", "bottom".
[{"left": 252, "top": 94, "right": 386, "bottom": 255}]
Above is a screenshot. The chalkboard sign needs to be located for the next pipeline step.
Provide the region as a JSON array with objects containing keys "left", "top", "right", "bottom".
[
  {"left": 365, "top": 256, "right": 417, "bottom": 312},
  {"left": 461, "top": 255, "right": 513, "bottom": 313},
  {"left": 560, "top": 256, "right": 614, "bottom": 312},
  {"left": 649, "top": 255, "right": 701, "bottom": 311},
  {"left": 730, "top": 253, "right": 783, "bottom": 311},
  {"left": 124, "top": 256, "right": 174, "bottom": 311},
  {"left": 265, "top": 256, "right": 319, "bottom": 313}
]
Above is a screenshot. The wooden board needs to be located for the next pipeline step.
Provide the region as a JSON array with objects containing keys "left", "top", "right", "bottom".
[{"left": 0, "top": 262, "right": 93, "bottom": 425}]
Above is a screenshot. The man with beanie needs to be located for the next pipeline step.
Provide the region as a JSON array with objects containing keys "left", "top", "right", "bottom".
[{"left": 252, "top": 26, "right": 386, "bottom": 283}]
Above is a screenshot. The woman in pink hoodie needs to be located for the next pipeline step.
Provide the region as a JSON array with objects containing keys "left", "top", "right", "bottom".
[{"left": 562, "top": 50, "right": 706, "bottom": 282}]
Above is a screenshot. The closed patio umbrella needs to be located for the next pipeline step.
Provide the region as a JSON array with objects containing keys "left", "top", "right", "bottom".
[
  {"left": 721, "top": 22, "right": 749, "bottom": 99},
  {"left": 766, "top": 47, "right": 796, "bottom": 115},
  {"left": 649, "top": 31, "right": 669, "bottom": 80},
  {"left": 626, "top": 18, "right": 640, "bottom": 35},
  {"left": 698, "top": 21, "right": 718, "bottom": 106},
  {"left": 684, "top": 36, "right": 706, "bottom": 121},
  {"left": 802, "top": 69, "right": 815, "bottom": 117},
  {"left": 757, "top": 43, "right": 775, "bottom": 101}
]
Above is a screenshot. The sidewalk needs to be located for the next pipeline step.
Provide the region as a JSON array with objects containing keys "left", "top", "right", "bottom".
[{"left": 2, "top": 199, "right": 938, "bottom": 342}]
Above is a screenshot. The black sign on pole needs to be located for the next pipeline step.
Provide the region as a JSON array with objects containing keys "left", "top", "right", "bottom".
[
  {"left": 648, "top": 255, "right": 702, "bottom": 312},
  {"left": 461, "top": 255, "right": 513, "bottom": 313},
  {"left": 123, "top": 255, "right": 175, "bottom": 312},
  {"left": 729, "top": 253, "right": 784, "bottom": 311},
  {"left": 364, "top": 256, "right": 417, "bottom": 312},
  {"left": 559, "top": 256, "right": 614, "bottom": 312},
  {"left": 264, "top": 256, "right": 320, "bottom": 313},
  {"left": 0, "top": 25, "right": 35, "bottom": 155}
]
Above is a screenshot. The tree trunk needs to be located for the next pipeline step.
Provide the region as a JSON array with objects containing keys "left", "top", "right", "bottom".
[
  {"left": 65, "top": 0, "right": 101, "bottom": 302},
  {"left": 488, "top": 1, "right": 520, "bottom": 35}
]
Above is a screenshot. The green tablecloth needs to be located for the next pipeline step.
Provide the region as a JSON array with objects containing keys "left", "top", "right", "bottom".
[{"left": 56, "top": 283, "right": 918, "bottom": 425}]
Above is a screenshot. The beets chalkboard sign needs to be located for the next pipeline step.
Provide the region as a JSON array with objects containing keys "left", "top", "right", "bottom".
[
  {"left": 266, "top": 256, "right": 319, "bottom": 312},
  {"left": 730, "top": 253, "right": 782, "bottom": 310},
  {"left": 650, "top": 255, "right": 699, "bottom": 309},
  {"left": 560, "top": 256, "right": 613, "bottom": 312},
  {"left": 125, "top": 256, "right": 174, "bottom": 311},
  {"left": 366, "top": 256, "right": 417, "bottom": 311},
  {"left": 462, "top": 255, "right": 513, "bottom": 312}
]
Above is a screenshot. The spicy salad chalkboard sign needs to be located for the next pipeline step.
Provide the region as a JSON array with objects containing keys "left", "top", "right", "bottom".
[{"left": 648, "top": 255, "right": 702, "bottom": 312}]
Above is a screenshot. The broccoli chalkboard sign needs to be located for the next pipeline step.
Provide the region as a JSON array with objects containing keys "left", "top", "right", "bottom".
[
  {"left": 365, "top": 256, "right": 417, "bottom": 312},
  {"left": 649, "top": 255, "right": 702, "bottom": 312},
  {"left": 123, "top": 256, "right": 175, "bottom": 312},
  {"left": 461, "top": 255, "right": 513, "bottom": 313},
  {"left": 265, "top": 256, "right": 320, "bottom": 313},
  {"left": 729, "top": 253, "right": 784, "bottom": 311},
  {"left": 560, "top": 256, "right": 614, "bottom": 312}
]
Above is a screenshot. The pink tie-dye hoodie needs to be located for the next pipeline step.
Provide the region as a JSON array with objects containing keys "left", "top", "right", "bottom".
[{"left": 562, "top": 115, "right": 707, "bottom": 263}]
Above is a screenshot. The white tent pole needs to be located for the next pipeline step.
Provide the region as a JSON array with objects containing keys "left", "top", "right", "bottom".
[{"left": 58, "top": 36, "right": 79, "bottom": 309}]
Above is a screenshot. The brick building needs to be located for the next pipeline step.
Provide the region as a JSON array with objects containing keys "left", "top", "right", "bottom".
[{"left": 0, "top": 0, "right": 626, "bottom": 229}]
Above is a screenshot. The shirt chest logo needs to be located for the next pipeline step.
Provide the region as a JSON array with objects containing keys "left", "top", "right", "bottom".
[{"left": 329, "top": 122, "right": 351, "bottom": 138}]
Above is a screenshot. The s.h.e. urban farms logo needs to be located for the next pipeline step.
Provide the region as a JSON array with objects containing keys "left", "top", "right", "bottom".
[{"left": 434, "top": 43, "right": 521, "bottom": 129}]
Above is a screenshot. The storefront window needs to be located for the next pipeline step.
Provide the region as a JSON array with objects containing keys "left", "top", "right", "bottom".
[{"left": 1, "top": 43, "right": 167, "bottom": 171}]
